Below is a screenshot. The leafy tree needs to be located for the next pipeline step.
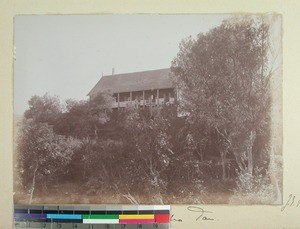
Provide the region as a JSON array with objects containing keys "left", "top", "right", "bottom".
[
  {"left": 55, "top": 92, "right": 113, "bottom": 138},
  {"left": 171, "top": 15, "right": 280, "bottom": 179},
  {"left": 24, "top": 93, "right": 62, "bottom": 126},
  {"left": 17, "top": 118, "right": 81, "bottom": 203},
  {"left": 123, "top": 107, "right": 176, "bottom": 203}
]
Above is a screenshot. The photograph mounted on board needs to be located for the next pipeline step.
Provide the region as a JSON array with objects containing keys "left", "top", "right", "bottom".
[{"left": 13, "top": 14, "right": 282, "bottom": 205}]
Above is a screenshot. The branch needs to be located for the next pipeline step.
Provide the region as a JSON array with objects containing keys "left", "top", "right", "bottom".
[
  {"left": 215, "top": 126, "right": 231, "bottom": 145},
  {"left": 122, "top": 193, "right": 139, "bottom": 204}
]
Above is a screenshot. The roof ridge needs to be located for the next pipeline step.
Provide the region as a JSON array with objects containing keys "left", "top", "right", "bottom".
[{"left": 103, "top": 68, "right": 170, "bottom": 77}]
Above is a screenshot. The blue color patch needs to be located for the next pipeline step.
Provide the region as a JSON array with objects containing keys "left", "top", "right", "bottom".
[{"left": 46, "top": 214, "right": 82, "bottom": 219}]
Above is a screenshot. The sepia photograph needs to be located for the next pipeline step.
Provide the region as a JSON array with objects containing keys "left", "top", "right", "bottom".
[{"left": 13, "top": 14, "right": 282, "bottom": 205}]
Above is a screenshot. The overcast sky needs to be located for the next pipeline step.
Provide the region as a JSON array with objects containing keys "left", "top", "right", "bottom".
[{"left": 14, "top": 14, "right": 229, "bottom": 115}]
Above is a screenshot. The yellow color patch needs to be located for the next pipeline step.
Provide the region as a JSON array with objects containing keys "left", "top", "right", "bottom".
[{"left": 119, "top": 214, "right": 154, "bottom": 219}]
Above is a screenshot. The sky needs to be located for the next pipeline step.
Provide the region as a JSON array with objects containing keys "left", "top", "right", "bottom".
[{"left": 14, "top": 14, "right": 229, "bottom": 115}]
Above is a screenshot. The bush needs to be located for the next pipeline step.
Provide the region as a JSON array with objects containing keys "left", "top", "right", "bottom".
[{"left": 230, "top": 167, "right": 276, "bottom": 204}]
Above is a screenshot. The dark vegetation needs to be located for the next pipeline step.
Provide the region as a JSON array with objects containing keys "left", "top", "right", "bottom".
[{"left": 14, "top": 15, "right": 282, "bottom": 204}]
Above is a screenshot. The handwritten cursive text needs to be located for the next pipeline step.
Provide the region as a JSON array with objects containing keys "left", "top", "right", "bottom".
[
  {"left": 281, "top": 194, "right": 300, "bottom": 212},
  {"left": 187, "top": 206, "right": 215, "bottom": 221},
  {"left": 170, "top": 214, "right": 183, "bottom": 222}
]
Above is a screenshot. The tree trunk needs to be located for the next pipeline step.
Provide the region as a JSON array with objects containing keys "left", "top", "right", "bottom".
[
  {"left": 94, "top": 125, "right": 98, "bottom": 138},
  {"left": 246, "top": 130, "right": 256, "bottom": 175},
  {"left": 234, "top": 153, "right": 245, "bottom": 172},
  {"left": 29, "top": 164, "right": 38, "bottom": 204},
  {"left": 221, "top": 151, "right": 227, "bottom": 180},
  {"left": 247, "top": 151, "right": 253, "bottom": 175},
  {"left": 215, "top": 127, "right": 231, "bottom": 180},
  {"left": 270, "top": 170, "right": 282, "bottom": 204},
  {"left": 233, "top": 130, "right": 256, "bottom": 175},
  {"left": 269, "top": 153, "right": 282, "bottom": 204}
]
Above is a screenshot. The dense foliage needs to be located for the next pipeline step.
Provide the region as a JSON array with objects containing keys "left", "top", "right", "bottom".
[{"left": 15, "top": 15, "right": 281, "bottom": 204}]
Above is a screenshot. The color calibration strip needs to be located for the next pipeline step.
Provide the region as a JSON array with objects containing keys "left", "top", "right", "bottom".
[{"left": 14, "top": 205, "right": 170, "bottom": 225}]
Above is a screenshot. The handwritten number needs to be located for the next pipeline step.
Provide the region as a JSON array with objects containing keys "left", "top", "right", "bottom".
[
  {"left": 42, "top": 222, "right": 46, "bottom": 228},
  {"left": 57, "top": 223, "right": 62, "bottom": 228}
]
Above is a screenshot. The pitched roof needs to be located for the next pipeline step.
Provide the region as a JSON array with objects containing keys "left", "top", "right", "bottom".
[{"left": 88, "top": 68, "right": 174, "bottom": 96}]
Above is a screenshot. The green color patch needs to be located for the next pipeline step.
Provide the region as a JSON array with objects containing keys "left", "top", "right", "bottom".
[{"left": 82, "top": 214, "right": 119, "bottom": 219}]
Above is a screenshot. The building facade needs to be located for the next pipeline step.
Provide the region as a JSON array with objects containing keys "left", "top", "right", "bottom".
[{"left": 88, "top": 68, "right": 177, "bottom": 110}]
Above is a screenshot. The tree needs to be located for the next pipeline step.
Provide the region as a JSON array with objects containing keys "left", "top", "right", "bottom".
[
  {"left": 86, "top": 92, "right": 114, "bottom": 138},
  {"left": 123, "top": 106, "right": 176, "bottom": 204},
  {"left": 24, "top": 93, "right": 62, "bottom": 126},
  {"left": 17, "top": 118, "right": 81, "bottom": 203},
  {"left": 171, "top": 15, "right": 280, "bottom": 180},
  {"left": 55, "top": 92, "right": 113, "bottom": 138},
  {"left": 16, "top": 92, "right": 113, "bottom": 203}
]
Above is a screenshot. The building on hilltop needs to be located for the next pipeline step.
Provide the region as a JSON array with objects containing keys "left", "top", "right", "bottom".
[{"left": 88, "top": 68, "right": 177, "bottom": 110}]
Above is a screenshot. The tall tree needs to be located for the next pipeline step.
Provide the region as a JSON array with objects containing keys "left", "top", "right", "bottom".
[
  {"left": 124, "top": 107, "right": 175, "bottom": 204},
  {"left": 171, "top": 15, "right": 280, "bottom": 179}
]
